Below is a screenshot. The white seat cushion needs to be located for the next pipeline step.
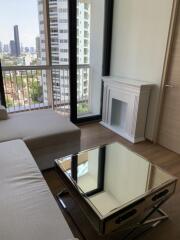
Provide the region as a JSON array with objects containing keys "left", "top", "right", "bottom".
[
  {"left": 0, "top": 140, "right": 74, "bottom": 240},
  {"left": 0, "top": 109, "right": 80, "bottom": 170}
]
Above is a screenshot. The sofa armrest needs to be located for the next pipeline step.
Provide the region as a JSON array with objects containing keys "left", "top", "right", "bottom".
[{"left": 0, "top": 105, "right": 8, "bottom": 120}]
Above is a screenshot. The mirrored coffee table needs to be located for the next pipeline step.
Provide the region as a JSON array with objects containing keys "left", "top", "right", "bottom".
[{"left": 55, "top": 142, "right": 177, "bottom": 238}]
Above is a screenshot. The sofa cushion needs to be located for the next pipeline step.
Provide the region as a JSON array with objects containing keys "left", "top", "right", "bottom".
[
  {"left": 0, "top": 140, "right": 74, "bottom": 240},
  {"left": 0, "top": 105, "right": 8, "bottom": 120},
  {"left": 0, "top": 109, "right": 80, "bottom": 170}
]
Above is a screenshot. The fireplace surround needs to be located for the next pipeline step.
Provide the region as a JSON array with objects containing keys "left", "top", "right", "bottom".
[{"left": 101, "top": 76, "right": 152, "bottom": 143}]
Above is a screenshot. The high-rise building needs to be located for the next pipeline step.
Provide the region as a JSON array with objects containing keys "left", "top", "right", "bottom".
[
  {"left": 14, "top": 25, "right": 21, "bottom": 57},
  {"left": 36, "top": 36, "right": 41, "bottom": 59},
  {"left": 3, "top": 44, "right": 9, "bottom": 54},
  {"left": 0, "top": 42, "right": 2, "bottom": 53},
  {"left": 10, "top": 40, "right": 16, "bottom": 56},
  {"left": 38, "top": 0, "right": 90, "bottom": 106},
  {"left": 25, "top": 47, "right": 29, "bottom": 53},
  {"left": 30, "top": 47, "right": 35, "bottom": 54},
  {"left": 20, "top": 44, "right": 24, "bottom": 54}
]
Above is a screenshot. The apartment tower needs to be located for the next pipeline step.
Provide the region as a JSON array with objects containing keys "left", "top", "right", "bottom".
[
  {"left": 14, "top": 25, "right": 21, "bottom": 57},
  {"left": 38, "top": 0, "right": 90, "bottom": 111}
]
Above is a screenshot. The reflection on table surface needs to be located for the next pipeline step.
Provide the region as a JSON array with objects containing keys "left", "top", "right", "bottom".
[{"left": 58, "top": 142, "right": 174, "bottom": 217}]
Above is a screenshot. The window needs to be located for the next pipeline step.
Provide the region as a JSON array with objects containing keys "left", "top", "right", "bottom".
[
  {"left": 0, "top": 0, "right": 108, "bottom": 123},
  {"left": 59, "top": 19, "right": 68, "bottom": 23},
  {"left": 84, "top": 3, "right": 89, "bottom": 10},
  {"left": 84, "top": 31, "right": 89, "bottom": 38},
  {"left": 50, "top": 19, "right": 58, "bottom": 23},
  {"left": 84, "top": 48, "right": 88, "bottom": 55},
  {"left": 60, "top": 58, "right": 68, "bottom": 62},
  {"left": 51, "top": 29, "right": 58, "bottom": 33},
  {"left": 52, "top": 47, "right": 59, "bottom": 51},
  {"left": 60, "top": 49, "right": 68, "bottom": 53},
  {"left": 52, "top": 56, "right": 59, "bottom": 61},
  {"left": 51, "top": 38, "right": 58, "bottom": 43},
  {"left": 49, "top": 7, "right": 57, "bottom": 13},
  {"left": 59, "top": 39, "right": 68, "bottom": 43},
  {"left": 59, "top": 8, "right": 67, "bottom": 13},
  {"left": 84, "top": 39, "right": 88, "bottom": 47},
  {"left": 84, "top": 22, "right": 89, "bottom": 29},
  {"left": 84, "top": 57, "right": 88, "bottom": 64},
  {"left": 0, "top": 0, "right": 41, "bottom": 66},
  {"left": 59, "top": 29, "right": 68, "bottom": 33},
  {"left": 84, "top": 12, "right": 89, "bottom": 19}
]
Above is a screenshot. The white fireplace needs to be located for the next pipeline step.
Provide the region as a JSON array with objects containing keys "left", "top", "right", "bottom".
[{"left": 101, "top": 76, "right": 152, "bottom": 143}]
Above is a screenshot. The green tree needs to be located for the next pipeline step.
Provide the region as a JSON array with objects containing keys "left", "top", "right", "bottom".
[
  {"left": 6, "top": 98, "right": 13, "bottom": 108},
  {"left": 77, "top": 103, "right": 88, "bottom": 113},
  {"left": 29, "top": 80, "right": 43, "bottom": 103}
]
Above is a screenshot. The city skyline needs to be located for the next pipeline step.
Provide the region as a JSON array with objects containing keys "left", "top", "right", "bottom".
[
  {"left": 0, "top": 29, "right": 38, "bottom": 50},
  {"left": 3, "top": 25, "right": 38, "bottom": 55},
  {"left": 0, "top": 38, "right": 38, "bottom": 52},
  {"left": 0, "top": 0, "right": 39, "bottom": 47}
]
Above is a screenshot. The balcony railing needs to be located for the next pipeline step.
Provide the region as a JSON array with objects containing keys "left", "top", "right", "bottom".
[{"left": 1, "top": 64, "right": 90, "bottom": 116}]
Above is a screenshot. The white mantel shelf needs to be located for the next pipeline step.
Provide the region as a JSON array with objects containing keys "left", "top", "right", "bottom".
[
  {"left": 102, "top": 76, "right": 153, "bottom": 88},
  {"left": 101, "top": 76, "right": 153, "bottom": 143}
]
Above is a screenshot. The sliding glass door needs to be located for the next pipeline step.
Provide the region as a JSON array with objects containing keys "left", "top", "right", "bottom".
[
  {"left": 68, "top": 0, "right": 113, "bottom": 123},
  {"left": 76, "top": 0, "right": 105, "bottom": 120}
]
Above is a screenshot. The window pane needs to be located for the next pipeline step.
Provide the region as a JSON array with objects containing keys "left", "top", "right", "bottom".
[
  {"left": 47, "top": 0, "right": 70, "bottom": 115},
  {"left": 0, "top": 0, "right": 41, "bottom": 66},
  {"left": 0, "top": 0, "right": 70, "bottom": 116},
  {"left": 77, "top": 0, "right": 105, "bottom": 118}
]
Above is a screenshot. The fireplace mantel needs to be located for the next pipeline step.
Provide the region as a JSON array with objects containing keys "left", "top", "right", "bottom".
[{"left": 100, "top": 76, "right": 152, "bottom": 143}]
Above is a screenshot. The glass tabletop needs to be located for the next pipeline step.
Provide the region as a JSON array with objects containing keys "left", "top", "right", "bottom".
[{"left": 56, "top": 142, "right": 175, "bottom": 219}]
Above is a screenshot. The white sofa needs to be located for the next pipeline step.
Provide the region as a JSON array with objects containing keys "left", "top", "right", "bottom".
[
  {"left": 0, "top": 140, "right": 75, "bottom": 240},
  {"left": 0, "top": 109, "right": 80, "bottom": 170}
]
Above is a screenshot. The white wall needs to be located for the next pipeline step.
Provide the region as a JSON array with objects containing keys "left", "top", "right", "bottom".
[{"left": 110, "top": 0, "right": 173, "bottom": 140}]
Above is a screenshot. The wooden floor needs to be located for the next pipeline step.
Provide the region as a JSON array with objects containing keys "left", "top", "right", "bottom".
[{"left": 43, "top": 122, "right": 180, "bottom": 240}]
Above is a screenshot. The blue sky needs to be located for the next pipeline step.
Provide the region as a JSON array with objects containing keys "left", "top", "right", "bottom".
[{"left": 0, "top": 0, "right": 39, "bottom": 47}]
